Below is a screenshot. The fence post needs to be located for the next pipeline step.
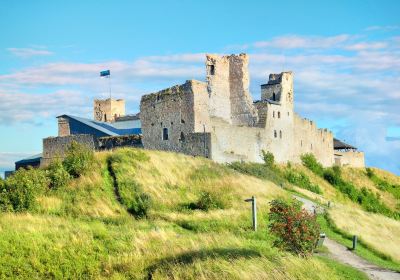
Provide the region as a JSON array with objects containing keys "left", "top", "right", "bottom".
[
  {"left": 245, "top": 196, "right": 257, "bottom": 231},
  {"left": 352, "top": 235, "right": 357, "bottom": 250}
]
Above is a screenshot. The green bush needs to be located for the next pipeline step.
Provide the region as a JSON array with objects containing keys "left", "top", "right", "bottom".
[
  {"left": 227, "top": 162, "right": 285, "bottom": 186},
  {"left": 62, "top": 141, "right": 95, "bottom": 178},
  {"left": 301, "top": 153, "right": 324, "bottom": 176},
  {"left": 0, "top": 168, "right": 49, "bottom": 212},
  {"left": 262, "top": 150, "right": 275, "bottom": 167},
  {"left": 192, "top": 190, "right": 230, "bottom": 211},
  {"left": 47, "top": 160, "right": 71, "bottom": 189},
  {"left": 366, "top": 168, "right": 400, "bottom": 200},
  {"left": 269, "top": 198, "right": 320, "bottom": 257},
  {"left": 286, "top": 170, "right": 322, "bottom": 194}
]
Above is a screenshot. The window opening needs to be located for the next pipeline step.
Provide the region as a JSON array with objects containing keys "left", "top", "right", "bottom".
[{"left": 162, "top": 128, "right": 169, "bottom": 140}]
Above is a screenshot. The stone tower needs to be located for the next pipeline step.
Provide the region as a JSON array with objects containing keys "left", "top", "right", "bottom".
[
  {"left": 93, "top": 98, "right": 125, "bottom": 122},
  {"left": 261, "top": 72, "right": 294, "bottom": 110},
  {"left": 206, "top": 53, "right": 258, "bottom": 126}
]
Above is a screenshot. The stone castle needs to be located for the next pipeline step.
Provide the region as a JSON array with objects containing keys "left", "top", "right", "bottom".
[
  {"left": 12, "top": 53, "right": 365, "bottom": 173},
  {"left": 140, "top": 53, "right": 364, "bottom": 167}
]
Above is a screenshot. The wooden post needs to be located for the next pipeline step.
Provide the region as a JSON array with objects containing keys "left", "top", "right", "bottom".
[
  {"left": 245, "top": 196, "right": 257, "bottom": 231},
  {"left": 352, "top": 235, "right": 357, "bottom": 250}
]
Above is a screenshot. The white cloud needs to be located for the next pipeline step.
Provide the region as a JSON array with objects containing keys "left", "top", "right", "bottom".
[
  {"left": 253, "top": 34, "right": 352, "bottom": 49},
  {"left": 1, "top": 31, "right": 400, "bottom": 174},
  {"left": 7, "top": 47, "right": 53, "bottom": 58}
]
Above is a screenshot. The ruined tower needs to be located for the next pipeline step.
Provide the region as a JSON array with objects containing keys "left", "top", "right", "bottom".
[
  {"left": 93, "top": 98, "right": 125, "bottom": 123},
  {"left": 261, "top": 72, "right": 294, "bottom": 110},
  {"left": 206, "top": 54, "right": 258, "bottom": 126}
]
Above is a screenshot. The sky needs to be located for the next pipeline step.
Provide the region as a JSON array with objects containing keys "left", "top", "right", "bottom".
[{"left": 0, "top": 0, "right": 399, "bottom": 176}]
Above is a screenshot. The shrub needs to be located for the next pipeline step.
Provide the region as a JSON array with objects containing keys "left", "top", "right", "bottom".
[
  {"left": 1, "top": 168, "right": 49, "bottom": 212},
  {"left": 62, "top": 141, "right": 95, "bottom": 178},
  {"left": 262, "top": 150, "right": 275, "bottom": 167},
  {"left": 227, "top": 162, "right": 285, "bottom": 186},
  {"left": 192, "top": 190, "right": 230, "bottom": 211},
  {"left": 47, "top": 160, "right": 71, "bottom": 189},
  {"left": 286, "top": 170, "right": 322, "bottom": 194},
  {"left": 301, "top": 153, "right": 324, "bottom": 176},
  {"left": 269, "top": 198, "right": 320, "bottom": 257}
]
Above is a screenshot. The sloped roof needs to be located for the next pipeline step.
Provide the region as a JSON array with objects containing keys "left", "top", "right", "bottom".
[
  {"left": 58, "top": 115, "right": 141, "bottom": 136},
  {"left": 15, "top": 153, "right": 42, "bottom": 165},
  {"left": 333, "top": 138, "right": 357, "bottom": 150}
]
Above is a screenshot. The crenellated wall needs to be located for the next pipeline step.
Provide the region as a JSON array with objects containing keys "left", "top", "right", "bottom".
[{"left": 139, "top": 53, "right": 363, "bottom": 168}]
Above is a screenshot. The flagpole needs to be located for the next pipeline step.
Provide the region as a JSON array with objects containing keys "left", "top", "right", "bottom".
[{"left": 109, "top": 74, "right": 111, "bottom": 100}]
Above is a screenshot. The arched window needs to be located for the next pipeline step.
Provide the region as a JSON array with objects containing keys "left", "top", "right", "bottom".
[{"left": 273, "top": 92, "right": 276, "bottom": 101}]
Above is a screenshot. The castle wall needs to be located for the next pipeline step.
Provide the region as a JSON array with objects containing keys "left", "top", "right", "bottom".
[
  {"left": 41, "top": 134, "right": 96, "bottom": 166},
  {"left": 293, "top": 114, "right": 334, "bottom": 166},
  {"left": 94, "top": 98, "right": 125, "bottom": 122},
  {"left": 140, "top": 80, "right": 210, "bottom": 155},
  {"left": 335, "top": 151, "right": 365, "bottom": 167},
  {"left": 206, "top": 54, "right": 257, "bottom": 126}
]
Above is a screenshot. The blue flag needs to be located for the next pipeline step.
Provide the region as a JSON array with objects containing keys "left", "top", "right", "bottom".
[{"left": 100, "top": 70, "right": 110, "bottom": 77}]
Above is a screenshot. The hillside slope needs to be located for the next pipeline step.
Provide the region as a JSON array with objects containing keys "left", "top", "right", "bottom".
[{"left": 0, "top": 148, "right": 374, "bottom": 279}]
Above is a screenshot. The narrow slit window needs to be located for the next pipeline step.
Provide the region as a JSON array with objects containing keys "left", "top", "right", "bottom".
[
  {"left": 273, "top": 111, "right": 275, "bottom": 118},
  {"left": 278, "top": 111, "right": 280, "bottom": 118},
  {"left": 179, "top": 132, "right": 185, "bottom": 142},
  {"left": 274, "top": 130, "right": 277, "bottom": 138},
  {"left": 273, "top": 93, "right": 276, "bottom": 101},
  {"left": 208, "top": 65, "right": 215, "bottom": 75},
  {"left": 162, "top": 128, "right": 169, "bottom": 140},
  {"left": 279, "top": 130, "right": 282, "bottom": 139}
]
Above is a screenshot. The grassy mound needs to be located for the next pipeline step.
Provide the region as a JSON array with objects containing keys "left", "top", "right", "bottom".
[{"left": 0, "top": 148, "right": 372, "bottom": 279}]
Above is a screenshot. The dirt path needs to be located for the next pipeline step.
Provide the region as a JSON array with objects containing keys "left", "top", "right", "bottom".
[
  {"left": 324, "top": 237, "right": 400, "bottom": 280},
  {"left": 292, "top": 195, "right": 400, "bottom": 280}
]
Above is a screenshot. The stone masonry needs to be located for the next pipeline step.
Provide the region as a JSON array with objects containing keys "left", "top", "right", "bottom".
[
  {"left": 140, "top": 53, "right": 364, "bottom": 167},
  {"left": 94, "top": 98, "right": 125, "bottom": 122}
]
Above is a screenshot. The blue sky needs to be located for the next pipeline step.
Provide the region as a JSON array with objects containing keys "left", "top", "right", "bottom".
[{"left": 0, "top": 0, "right": 399, "bottom": 175}]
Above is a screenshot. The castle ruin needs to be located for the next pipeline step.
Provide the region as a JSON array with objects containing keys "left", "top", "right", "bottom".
[{"left": 140, "top": 53, "right": 365, "bottom": 167}]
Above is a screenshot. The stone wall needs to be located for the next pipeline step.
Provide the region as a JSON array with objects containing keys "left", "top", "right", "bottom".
[
  {"left": 41, "top": 134, "right": 96, "bottom": 166},
  {"left": 93, "top": 98, "right": 125, "bottom": 122},
  {"left": 97, "top": 135, "right": 143, "bottom": 150},
  {"left": 293, "top": 115, "right": 334, "bottom": 166},
  {"left": 261, "top": 72, "right": 294, "bottom": 110},
  {"left": 140, "top": 80, "right": 209, "bottom": 154},
  {"left": 58, "top": 116, "right": 70, "bottom": 136},
  {"left": 335, "top": 151, "right": 365, "bottom": 167},
  {"left": 206, "top": 54, "right": 258, "bottom": 126}
]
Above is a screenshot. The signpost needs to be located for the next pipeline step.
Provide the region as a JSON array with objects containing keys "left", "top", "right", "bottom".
[{"left": 244, "top": 196, "right": 257, "bottom": 231}]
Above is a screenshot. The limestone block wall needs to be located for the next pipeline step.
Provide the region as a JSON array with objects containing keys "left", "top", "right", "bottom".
[
  {"left": 206, "top": 54, "right": 257, "bottom": 126},
  {"left": 97, "top": 135, "right": 143, "bottom": 150},
  {"left": 181, "top": 133, "right": 211, "bottom": 158},
  {"left": 261, "top": 72, "right": 294, "bottom": 110},
  {"left": 94, "top": 98, "right": 125, "bottom": 122},
  {"left": 228, "top": 54, "right": 258, "bottom": 126},
  {"left": 293, "top": 114, "right": 334, "bottom": 166},
  {"left": 263, "top": 103, "right": 295, "bottom": 163},
  {"left": 140, "top": 80, "right": 209, "bottom": 154},
  {"left": 206, "top": 55, "right": 231, "bottom": 122},
  {"left": 41, "top": 134, "right": 96, "bottom": 166},
  {"left": 58, "top": 117, "right": 70, "bottom": 136},
  {"left": 210, "top": 118, "right": 265, "bottom": 163},
  {"left": 335, "top": 151, "right": 365, "bottom": 167}
]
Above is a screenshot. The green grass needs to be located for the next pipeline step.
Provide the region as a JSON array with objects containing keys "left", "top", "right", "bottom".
[
  {"left": 318, "top": 213, "right": 400, "bottom": 272},
  {"left": 0, "top": 148, "right": 396, "bottom": 279},
  {"left": 316, "top": 256, "right": 369, "bottom": 280}
]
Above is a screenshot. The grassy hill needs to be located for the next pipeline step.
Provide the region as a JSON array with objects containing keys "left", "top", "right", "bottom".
[{"left": 0, "top": 148, "right": 399, "bottom": 279}]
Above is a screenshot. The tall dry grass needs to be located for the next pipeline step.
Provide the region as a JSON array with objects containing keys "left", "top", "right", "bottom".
[{"left": 330, "top": 205, "right": 400, "bottom": 262}]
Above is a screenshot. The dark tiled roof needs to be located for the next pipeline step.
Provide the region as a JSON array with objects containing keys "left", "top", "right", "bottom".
[
  {"left": 333, "top": 138, "right": 356, "bottom": 150},
  {"left": 15, "top": 153, "right": 42, "bottom": 165}
]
